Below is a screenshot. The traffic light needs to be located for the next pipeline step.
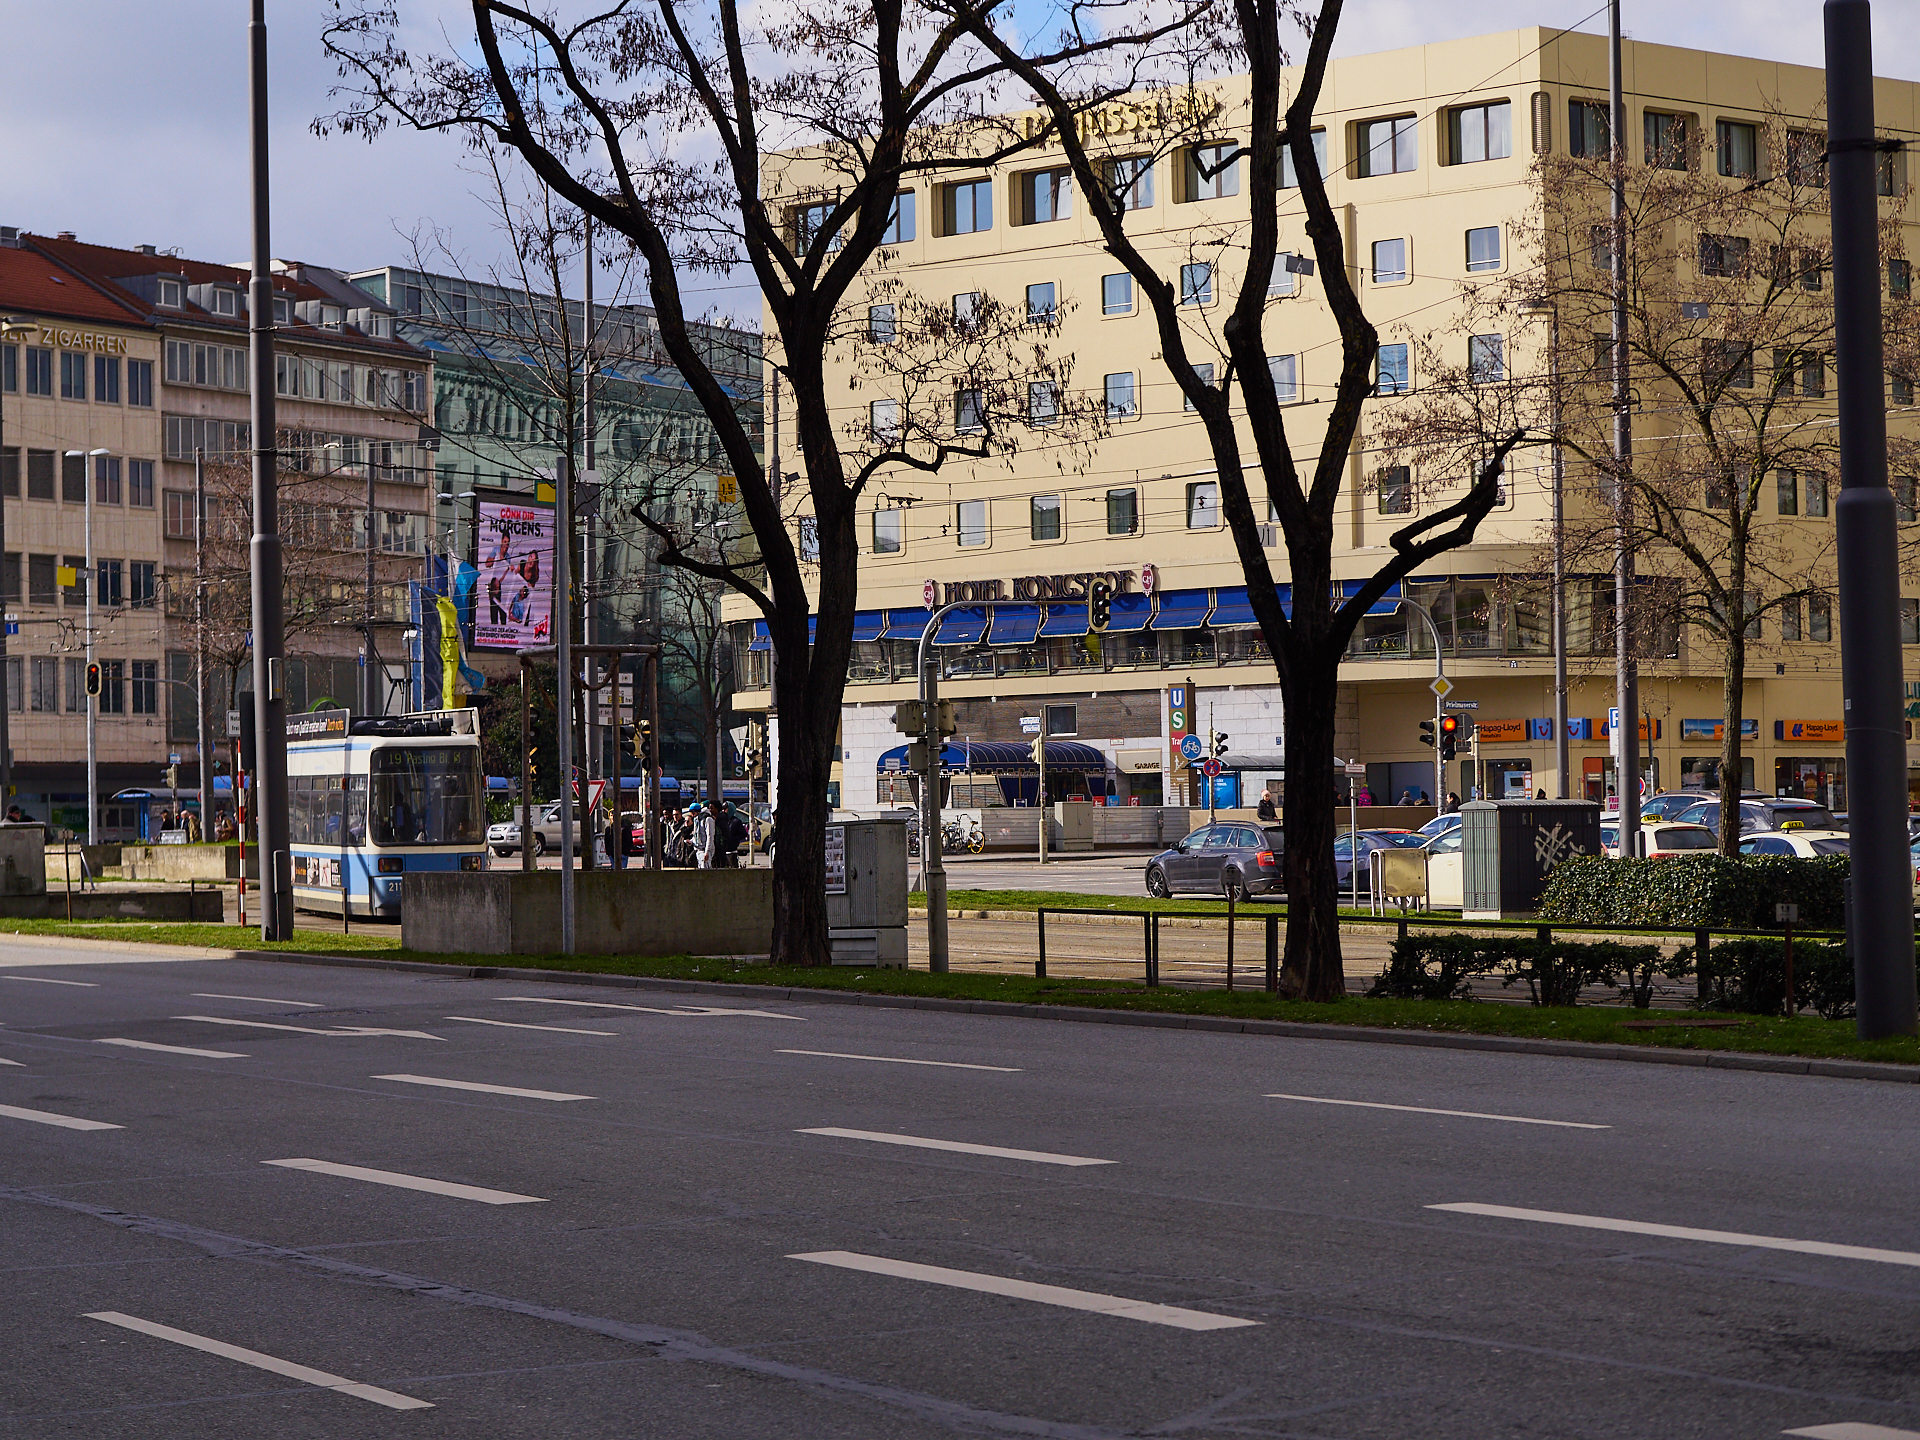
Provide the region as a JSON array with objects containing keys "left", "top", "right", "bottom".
[
  {"left": 636, "top": 720, "right": 652, "bottom": 767},
  {"left": 1419, "top": 718, "right": 1436, "bottom": 749},
  {"left": 163, "top": 765, "right": 180, "bottom": 790},
  {"left": 1211, "top": 730, "right": 1228, "bottom": 758},
  {"left": 1088, "top": 579, "right": 1112, "bottom": 633},
  {"left": 85, "top": 662, "right": 101, "bottom": 698},
  {"left": 528, "top": 745, "right": 539, "bottom": 783},
  {"left": 1030, "top": 736, "right": 1045, "bottom": 764},
  {"left": 1439, "top": 714, "right": 1459, "bottom": 760},
  {"left": 893, "top": 699, "right": 925, "bottom": 735}
]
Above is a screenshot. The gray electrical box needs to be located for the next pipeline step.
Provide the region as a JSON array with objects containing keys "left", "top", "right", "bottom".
[
  {"left": 1461, "top": 799, "right": 1601, "bottom": 919},
  {"left": 826, "top": 816, "right": 910, "bottom": 966}
]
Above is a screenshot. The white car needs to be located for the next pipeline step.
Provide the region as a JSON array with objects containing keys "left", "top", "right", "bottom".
[
  {"left": 1416, "top": 812, "right": 1461, "bottom": 841},
  {"left": 1599, "top": 821, "right": 1719, "bottom": 859},
  {"left": 486, "top": 802, "right": 585, "bottom": 857},
  {"left": 1738, "top": 827, "right": 1850, "bottom": 858},
  {"left": 1421, "top": 826, "right": 1465, "bottom": 909}
]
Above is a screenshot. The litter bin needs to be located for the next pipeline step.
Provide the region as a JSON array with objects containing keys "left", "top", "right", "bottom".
[
  {"left": 826, "top": 815, "right": 910, "bottom": 966},
  {"left": 1461, "top": 799, "right": 1601, "bottom": 920}
]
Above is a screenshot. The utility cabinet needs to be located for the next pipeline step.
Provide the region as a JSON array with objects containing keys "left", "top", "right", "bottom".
[
  {"left": 1461, "top": 799, "right": 1601, "bottom": 920},
  {"left": 826, "top": 816, "right": 910, "bottom": 966}
]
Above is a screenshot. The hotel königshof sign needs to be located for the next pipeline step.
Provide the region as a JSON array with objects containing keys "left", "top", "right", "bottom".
[{"left": 934, "top": 569, "right": 1139, "bottom": 606}]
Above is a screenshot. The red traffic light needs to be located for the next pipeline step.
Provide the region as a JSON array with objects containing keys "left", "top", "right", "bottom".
[{"left": 1438, "top": 715, "right": 1459, "bottom": 736}]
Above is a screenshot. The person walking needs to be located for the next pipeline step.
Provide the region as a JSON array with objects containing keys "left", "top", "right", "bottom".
[
  {"left": 1444, "top": 792, "right": 1461, "bottom": 813},
  {"left": 1256, "top": 790, "right": 1277, "bottom": 822},
  {"left": 691, "top": 803, "right": 715, "bottom": 870}
]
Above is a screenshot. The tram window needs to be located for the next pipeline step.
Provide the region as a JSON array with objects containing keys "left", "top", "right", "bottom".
[{"left": 369, "top": 747, "right": 485, "bottom": 846}]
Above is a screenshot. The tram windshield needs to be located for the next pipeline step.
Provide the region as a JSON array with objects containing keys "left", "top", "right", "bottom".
[{"left": 369, "top": 746, "right": 485, "bottom": 846}]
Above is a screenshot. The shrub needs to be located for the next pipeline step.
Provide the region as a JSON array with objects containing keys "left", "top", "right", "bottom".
[
  {"left": 1537, "top": 854, "right": 1847, "bottom": 930},
  {"left": 1368, "top": 934, "right": 1500, "bottom": 1001},
  {"left": 1371, "top": 934, "right": 1661, "bottom": 1007}
]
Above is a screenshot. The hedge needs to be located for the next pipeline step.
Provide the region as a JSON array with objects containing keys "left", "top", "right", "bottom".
[
  {"left": 1369, "top": 934, "right": 1665, "bottom": 1007},
  {"left": 1536, "top": 854, "right": 1849, "bottom": 931}
]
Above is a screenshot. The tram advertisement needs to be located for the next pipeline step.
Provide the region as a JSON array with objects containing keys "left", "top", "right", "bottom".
[{"left": 474, "top": 499, "right": 554, "bottom": 650}]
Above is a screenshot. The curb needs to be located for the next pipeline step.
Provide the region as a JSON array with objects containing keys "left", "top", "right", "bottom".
[{"left": 236, "top": 948, "right": 1920, "bottom": 1087}]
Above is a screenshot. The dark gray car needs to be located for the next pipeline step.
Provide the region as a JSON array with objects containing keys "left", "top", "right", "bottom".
[
  {"left": 1672, "top": 797, "right": 1835, "bottom": 834},
  {"left": 1145, "top": 823, "right": 1284, "bottom": 900}
]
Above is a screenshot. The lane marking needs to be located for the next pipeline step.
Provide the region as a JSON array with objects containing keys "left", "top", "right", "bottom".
[
  {"left": 2, "top": 975, "right": 98, "bottom": 987},
  {"left": 798, "top": 1127, "right": 1113, "bottom": 1167},
  {"left": 193, "top": 993, "right": 324, "bottom": 1008},
  {"left": 0, "top": 1057, "right": 22, "bottom": 1066},
  {"left": 789, "top": 1252, "right": 1257, "bottom": 1331},
  {"left": 98, "top": 1038, "right": 248, "bottom": 1059},
  {"left": 372, "top": 1073, "right": 594, "bottom": 1102},
  {"left": 444, "top": 1015, "right": 618, "bottom": 1036},
  {"left": 1786, "top": 1426, "right": 1920, "bottom": 1439},
  {"left": 0, "top": 955, "right": 196, "bottom": 970},
  {"left": 0, "top": 1102, "right": 120, "bottom": 1131},
  {"left": 263, "top": 1157, "right": 545, "bottom": 1205},
  {"left": 779, "top": 1049, "right": 1021, "bottom": 1073},
  {"left": 1266, "top": 1094, "right": 1610, "bottom": 1130},
  {"left": 84, "top": 1311, "right": 431, "bottom": 1410},
  {"left": 174, "top": 1015, "right": 444, "bottom": 1041},
  {"left": 1430, "top": 1204, "right": 1920, "bottom": 1269},
  {"left": 495, "top": 996, "right": 801, "bottom": 1020}
]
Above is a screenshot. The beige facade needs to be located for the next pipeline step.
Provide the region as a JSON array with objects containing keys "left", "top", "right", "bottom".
[{"left": 734, "top": 28, "right": 1919, "bottom": 815}]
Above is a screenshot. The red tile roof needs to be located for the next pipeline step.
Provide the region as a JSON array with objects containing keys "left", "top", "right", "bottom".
[{"left": 0, "top": 247, "right": 147, "bottom": 327}]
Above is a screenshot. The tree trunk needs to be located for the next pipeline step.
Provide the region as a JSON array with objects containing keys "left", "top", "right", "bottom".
[
  {"left": 1717, "top": 626, "right": 1746, "bottom": 855},
  {"left": 1279, "top": 667, "right": 1346, "bottom": 1000},
  {"left": 768, "top": 699, "right": 833, "bottom": 967}
]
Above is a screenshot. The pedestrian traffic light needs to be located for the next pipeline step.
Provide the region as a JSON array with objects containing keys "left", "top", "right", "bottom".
[
  {"left": 1439, "top": 714, "right": 1459, "bottom": 760},
  {"left": 1030, "top": 736, "right": 1045, "bottom": 764},
  {"left": 1088, "top": 578, "right": 1113, "bottom": 633},
  {"left": 1419, "top": 718, "right": 1436, "bottom": 749},
  {"left": 528, "top": 745, "right": 539, "bottom": 782},
  {"left": 85, "top": 662, "right": 101, "bottom": 698}
]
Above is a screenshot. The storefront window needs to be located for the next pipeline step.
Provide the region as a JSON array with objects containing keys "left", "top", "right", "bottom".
[
  {"left": 1680, "top": 755, "right": 1756, "bottom": 793},
  {"left": 847, "top": 641, "right": 890, "bottom": 682},
  {"left": 997, "top": 644, "right": 1049, "bottom": 676},
  {"left": 1775, "top": 756, "right": 1846, "bottom": 810},
  {"left": 1214, "top": 629, "right": 1268, "bottom": 664},
  {"left": 1049, "top": 634, "right": 1106, "bottom": 672},
  {"left": 1159, "top": 628, "right": 1214, "bottom": 665}
]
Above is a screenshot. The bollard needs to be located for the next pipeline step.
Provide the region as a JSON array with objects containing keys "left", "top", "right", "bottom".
[
  {"left": 1265, "top": 913, "right": 1279, "bottom": 993},
  {"left": 1226, "top": 888, "right": 1236, "bottom": 992},
  {"left": 1036, "top": 909, "right": 1047, "bottom": 979},
  {"left": 1695, "top": 927, "right": 1711, "bottom": 1003},
  {"left": 1783, "top": 918, "right": 1795, "bottom": 1019}
]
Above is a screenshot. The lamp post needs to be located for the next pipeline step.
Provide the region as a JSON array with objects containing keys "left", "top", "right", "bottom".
[
  {"left": 0, "top": 316, "right": 37, "bottom": 812},
  {"left": 65, "top": 447, "right": 109, "bottom": 843},
  {"left": 194, "top": 449, "right": 210, "bottom": 831},
  {"left": 1521, "top": 297, "right": 1570, "bottom": 798}
]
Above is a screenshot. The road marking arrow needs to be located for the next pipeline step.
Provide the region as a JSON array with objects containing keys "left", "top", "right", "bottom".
[{"left": 173, "top": 1016, "right": 445, "bottom": 1041}]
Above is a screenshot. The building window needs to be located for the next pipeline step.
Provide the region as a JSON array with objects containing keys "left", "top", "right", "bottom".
[
  {"left": 1025, "top": 282, "right": 1057, "bottom": 327},
  {"left": 128, "top": 458, "right": 154, "bottom": 508},
  {"left": 1103, "top": 372, "right": 1136, "bottom": 420},
  {"left": 1269, "top": 253, "right": 1301, "bottom": 296},
  {"left": 1891, "top": 259, "right": 1912, "bottom": 299},
  {"left": 951, "top": 291, "right": 982, "bottom": 332},
  {"left": 61, "top": 554, "right": 85, "bottom": 604},
  {"left": 1018, "top": 168, "right": 1073, "bottom": 224},
  {"left": 1356, "top": 116, "right": 1417, "bottom": 176},
  {"left": 797, "top": 516, "right": 819, "bottom": 563},
  {"left": 955, "top": 387, "right": 984, "bottom": 434},
  {"left": 31, "top": 656, "right": 56, "bottom": 712},
  {"left": 94, "top": 455, "right": 121, "bottom": 505},
  {"left": 1186, "top": 143, "right": 1240, "bottom": 200},
  {"left": 25, "top": 347, "right": 52, "bottom": 396},
  {"left": 1806, "top": 472, "right": 1830, "bottom": 517},
  {"left": 0, "top": 551, "right": 14, "bottom": 602},
  {"left": 793, "top": 201, "right": 839, "bottom": 250},
  {"left": 127, "top": 359, "right": 152, "bottom": 407},
  {"left": 1105, "top": 156, "right": 1155, "bottom": 211},
  {"left": 1784, "top": 129, "right": 1827, "bottom": 188},
  {"left": 1717, "top": 119, "right": 1759, "bottom": 178},
  {"left": 1775, "top": 349, "right": 1825, "bottom": 398},
  {"left": 1780, "top": 597, "right": 1801, "bottom": 641},
  {"left": 97, "top": 558, "right": 123, "bottom": 609},
  {"left": 1371, "top": 238, "right": 1408, "bottom": 283},
  {"left": 61, "top": 453, "right": 85, "bottom": 505},
  {"left": 94, "top": 355, "right": 120, "bottom": 404},
  {"left": 1106, "top": 488, "right": 1138, "bottom": 535},
  {"left": 956, "top": 498, "right": 988, "bottom": 547},
  {"left": 1186, "top": 480, "right": 1219, "bottom": 529},
  {"left": 1185, "top": 363, "right": 1215, "bottom": 410},
  {"left": 1466, "top": 226, "right": 1501, "bottom": 272},
  {"left": 130, "top": 561, "right": 156, "bottom": 608},
  {"left": 97, "top": 659, "right": 125, "bottom": 715},
  {"left": 1703, "top": 340, "right": 1755, "bottom": 389},
  {"left": 27, "top": 555, "right": 54, "bottom": 607},
  {"left": 1891, "top": 597, "right": 1912, "bottom": 644},
  {"left": 1102, "top": 273, "right": 1134, "bottom": 317},
  {"left": 1378, "top": 465, "right": 1412, "bottom": 514},
  {"left": 869, "top": 397, "right": 899, "bottom": 444},
  {"left": 1, "top": 343, "right": 14, "bottom": 393},
  {"left": 26, "top": 449, "right": 54, "bottom": 501},
  {"left": 872, "top": 509, "right": 903, "bottom": 555},
  {"left": 1569, "top": 100, "right": 1610, "bottom": 158},
  {"left": 868, "top": 304, "right": 895, "bottom": 344},
  {"left": 1180, "top": 263, "right": 1214, "bottom": 306},
  {"left": 159, "top": 279, "right": 185, "bottom": 308},
  {"left": 59, "top": 351, "right": 86, "bottom": 400},
  {"left": 164, "top": 491, "right": 195, "bottom": 539},
  {"left": 1898, "top": 477, "right": 1919, "bottom": 523},
  {"left": 1809, "top": 591, "right": 1832, "bottom": 642},
  {"left": 0, "top": 449, "right": 13, "bottom": 499},
  {"left": 1376, "top": 343, "right": 1411, "bottom": 396},
  {"left": 63, "top": 657, "right": 83, "bottom": 712},
  {"left": 881, "top": 191, "right": 916, "bottom": 245},
  {"left": 1449, "top": 101, "right": 1511, "bottom": 164},
  {"left": 1267, "top": 354, "right": 1299, "bottom": 404},
  {"left": 1279, "top": 129, "right": 1329, "bottom": 188},
  {"left": 131, "top": 660, "right": 158, "bottom": 715},
  {"left": 941, "top": 179, "right": 992, "bottom": 235},
  {"left": 1030, "top": 494, "right": 1062, "bottom": 541},
  {"left": 1027, "top": 381, "right": 1058, "bottom": 427},
  {"left": 1699, "top": 233, "right": 1749, "bottom": 278},
  {"left": 1469, "top": 334, "right": 1504, "bottom": 383},
  {"left": 1645, "top": 111, "right": 1691, "bottom": 170},
  {"left": 1777, "top": 469, "right": 1798, "bottom": 515},
  {"left": 1894, "top": 368, "right": 1916, "bottom": 407}
]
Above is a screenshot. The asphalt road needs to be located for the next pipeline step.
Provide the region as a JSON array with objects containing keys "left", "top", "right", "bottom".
[{"left": 2, "top": 938, "right": 1918, "bottom": 1438}]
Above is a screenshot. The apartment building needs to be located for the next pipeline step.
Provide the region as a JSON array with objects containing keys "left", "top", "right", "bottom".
[{"left": 730, "top": 27, "right": 1920, "bottom": 814}]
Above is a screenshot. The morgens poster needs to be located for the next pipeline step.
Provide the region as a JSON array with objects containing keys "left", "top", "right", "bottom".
[{"left": 474, "top": 498, "right": 554, "bottom": 650}]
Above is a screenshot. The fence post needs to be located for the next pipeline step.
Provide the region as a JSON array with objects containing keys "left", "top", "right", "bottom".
[
  {"left": 1265, "top": 913, "right": 1279, "bottom": 993},
  {"left": 1225, "top": 887, "right": 1235, "bottom": 992},
  {"left": 1695, "top": 927, "right": 1711, "bottom": 1003},
  {"left": 1036, "top": 909, "right": 1047, "bottom": 979}
]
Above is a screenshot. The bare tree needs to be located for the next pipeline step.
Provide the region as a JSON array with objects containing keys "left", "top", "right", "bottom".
[{"left": 319, "top": 0, "right": 1194, "bottom": 963}]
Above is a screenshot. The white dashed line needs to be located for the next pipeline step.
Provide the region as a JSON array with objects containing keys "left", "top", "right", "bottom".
[
  {"left": 1785, "top": 1426, "right": 1920, "bottom": 1439},
  {"left": 84, "top": 1311, "right": 431, "bottom": 1410},
  {"left": 778, "top": 1049, "right": 1021, "bottom": 1072},
  {"left": 2, "top": 975, "right": 98, "bottom": 987},
  {"left": 98, "top": 1039, "right": 248, "bottom": 1059},
  {"left": 192, "top": 993, "right": 325, "bottom": 1008},
  {"left": 798, "top": 1127, "right": 1113, "bottom": 1166},
  {"left": 1430, "top": 1204, "right": 1920, "bottom": 1269},
  {"left": 263, "top": 1157, "right": 545, "bottom": 1205},
  {"left": 1266, "top": 1094, "right": 1610, "bottom": 1129},
  {"left": 494, "top": 996, "right": 801, "bottom": 1020},
  {"left": 444, "top": 1015, "right": 618, "bottom": 1036},
  {"left": 372, "top": 1073, "right": 594, "bottom": 1102},
  {"left": 0, "top": 1102, "right": 120, "bottom": 1131}
]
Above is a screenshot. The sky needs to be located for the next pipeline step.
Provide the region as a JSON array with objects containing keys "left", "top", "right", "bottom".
[{"left": 2, "top": 0, "right": 1913, "bottom": 324}]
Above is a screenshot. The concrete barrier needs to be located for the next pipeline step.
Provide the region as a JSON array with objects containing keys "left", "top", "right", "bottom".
[
  {"left": 118, "top": 845, "right": 257, "bottom": 882},
  {"left": 0, "top": 889, "right": 223, "bottom": 921},
  {"left": 402, "top": 868, "right": 775, "bottom": 957}
]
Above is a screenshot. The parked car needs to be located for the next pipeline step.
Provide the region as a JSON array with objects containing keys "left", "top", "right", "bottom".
[
  {"left": 1738, "top": 828, "right": 1850, "bottom": 858},
  {"left": 1640, "top": 790, "right": 1737, "bottom": 821},
  {"left": 1145, "top": 822, "right": 1285, "bottom": 900},
  {"left": 1334, "top": 828, "right": 1426, "bottom": 892},
  {"left": 1599, "top": 821, "right": 1718, "bottom": 858},
  {"left": 486, "top": 802, "right": 584, "bottom": 857},
  {"left": 1421, "top": 825, "right": 1465, "bottom": 909},
  {"left": 1671, "top": 797, "right": 1836, "bottom": 835},
  {"left": 1416, "top": 812, "right": 1461, "bottom": 841}
]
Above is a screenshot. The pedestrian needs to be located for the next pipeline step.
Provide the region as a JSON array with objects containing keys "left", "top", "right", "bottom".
[
  {"left": 692, "top": 803, "right": 715, "bottom": 870},
  {"left": 3, "top": 804, "right": 22, "bottom": 824},
  {"left": 184, "top": 809, "right": 202, "bottom": 843},
  {"left": 1536, "top": 788, "right": 1548, "bottom": 801},
  {"left": 1418, "top": 790, "right": 1430, "bottom": 806},
  {"left": 1356, "top": 787, "right": 1373, "bottom": 806},
  {"left": 1256, "top": 790, "right": 1277, "bottom": 822},
  {"left": 1444, "top": 792, "right": 1460, "bottom": 813},
  {"left": 1397, "top": 788, "right": 1414, "bottom": 806}
]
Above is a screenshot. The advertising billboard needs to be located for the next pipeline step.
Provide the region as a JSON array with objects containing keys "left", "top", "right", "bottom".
[{"left": 474, "top": 498, "right": 554, "bottom": 651}]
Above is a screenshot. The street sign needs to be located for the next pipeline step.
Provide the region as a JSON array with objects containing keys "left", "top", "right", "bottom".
[
  {"left": 3, "top": 613, "right": 15, "bottom": 636},
  {"left": 1443, "top": 699, "right": 1479, "bottom": 710},
  {"left": 1020, "top": 716, "right": 1041, "bottom": 734},
  {"left": 1179, "top": 734, "right": 1205, "bottom": 761},
  {"left": 1608, "top": 706, "right": 1621, "bottom": 731},
  {"left": 1776, "top": 903, "right": 1800, "bottom": 923},
  {"left": 1200, "top": 758, "right": 1222, "bottom": 778},
  {"left": 716, "top": 473, "right": 738, "bottom": 503},
  {"left": 922, "top": 580, "right": 937, "bottom": 608},
  {"left": 225, "top": 709, "right": 241, "bottom": 738},
  {"left": 1343, "top": 762, "right": 1367, "bottom": 777},
  {"left": 1430, "top": 676, "right": 1454, "bottom": 700},
  {"left": 1141, "top": 563, "right": 1157, "bottom": 595}
]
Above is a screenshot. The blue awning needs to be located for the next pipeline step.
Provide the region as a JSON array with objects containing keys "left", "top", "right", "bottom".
[
  {"left": 988, "top": 605, "right": 1042, "bottom": 645},
  {"left": 1106, "top": 593, "right": 1153, "bottom": 633},
  {"left": 933, "top": 606, "right": 988, "bottom": 645},
  {"left": 876, "top": 740, "right": 1110, "bottom": 774},
  {"left": 1152, "top": 588, "right": 1212, "bottom": 632},
  {"left": 749, "top": 621, "right": 770, "bottom": 651},
  {"left": 1335, "top": 579, "right": 1404, "bottom": 616},
  {"left": 1038, "top": 601, "right": 1088, "bottom": 638},
  {"left": 883, "top": 609, "right": 932, "bottom": 643},
  {"left": 851, "top": 611, "right": 886, "bottom": 643},
  {"left": 1210, "top": 586, "right": 1258, "bottom": 627}
]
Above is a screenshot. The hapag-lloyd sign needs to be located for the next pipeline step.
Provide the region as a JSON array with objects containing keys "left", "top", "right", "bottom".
[{"left": 937, "top": 569, "right": 1136, "bottom": 606}]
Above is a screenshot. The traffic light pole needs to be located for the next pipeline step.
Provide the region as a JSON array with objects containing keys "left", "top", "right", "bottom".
[
  {"left": 1036, "top": 728, "right": 1048, "bottom": 865},
  {"left": 1398, "top": 599, "right": 1446, "bottom": 807}
]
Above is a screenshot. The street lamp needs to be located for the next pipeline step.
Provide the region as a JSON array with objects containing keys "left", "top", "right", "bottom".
[
  {"left": 0, "top": 316, "right": 38, "bottom": 815},
  {"left": 437, "top": 489, "right": 478, "bottom": 564},
  {"left": 1521, "top": 296, "right": 1571, "bottom": 798},
  {"left": 64, "top": 446, "right": 110, "bottom": 844}
]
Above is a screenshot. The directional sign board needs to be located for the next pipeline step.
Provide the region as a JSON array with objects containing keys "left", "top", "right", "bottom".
[
  {"left": 1443, "top": 699, "right": 1479, "bottom": 710},
  {"left": 1430, "top": 676, "right": 1454, "bottom": 700},
  {"left": 1200, "top": 758, "right": 1222, "bottom": 778},
  {"left": 1179, "top": 734, "right": 1206, "bottom": 761}
]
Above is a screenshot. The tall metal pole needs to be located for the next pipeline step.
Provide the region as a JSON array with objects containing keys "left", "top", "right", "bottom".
[
  {"left": 0, "top": 345, "right": 12, "bottom": 812},
  {"left": 583, "top": 217, "right": 599, "bottom": 793},
  {"left": 364, "top": 449, "right": 376, "bottom": 716},
  {"left": 84, "top": 457, "right": 97, "bottom": 845},
  {"left": 194, "top": 450, "right": 210, "bottom": 828},
  {"left": 1539, "top": 307, "right": 1570, "bottom": 798},
  {"left": 1608, "top": 0, "right": 1641, "bottom": 852},
  {"left": 247, "top": 0, "right": 291, "bottom": 939},
  {"left": 1826, "top": 0, "right": 1918, "bottom": 1038},
  {"left": 1397, "top": 598, "right": 1446, "bottom": 807},
  {"left": 916, "top": 602, "right": 976, "bottom": 974},
  {"left": 554, "top": 452, "right": 575, "bottom": 954}
]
